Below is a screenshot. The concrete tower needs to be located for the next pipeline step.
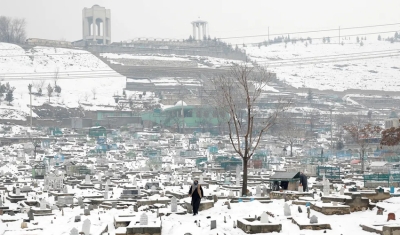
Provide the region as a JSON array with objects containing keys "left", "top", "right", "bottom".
[
  {"left": 82, "top": 5, "right": 111, "bottom": 44},
  {"left": 191, "top": 20, "right": 208, "bottom": 41}
]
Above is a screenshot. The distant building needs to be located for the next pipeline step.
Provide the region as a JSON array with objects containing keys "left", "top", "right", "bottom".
[
  {"left": 82, "top": 5, "right": 111, "bottom": 45},
  {"left": 385, "top": 118, "right": 399, "bottom": 129}
]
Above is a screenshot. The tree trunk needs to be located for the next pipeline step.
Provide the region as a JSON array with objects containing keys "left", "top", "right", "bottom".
[
  {"left": 361, "top": 149, "right": 365, "bottom": 174},
  {"left": 242, "top": 158, "right": 248, "bottom": 196},
  {"left": 290, "top": 142, "right": 293, "bottom": 157}
]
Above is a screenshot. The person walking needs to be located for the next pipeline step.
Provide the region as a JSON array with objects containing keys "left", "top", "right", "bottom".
[
  {"left": 188, "top": 179, "right": 204, "bottom": 216},
  {"left": 299, "top": 172, "right": 308, "bottom": 192}
]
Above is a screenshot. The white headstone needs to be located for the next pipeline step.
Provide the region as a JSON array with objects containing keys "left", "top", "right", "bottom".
[
  {"left": 140, "top": 213, "right": 148, "bottom": 225},
  {"left": 323, "top": 177, "right": 330, "bottom": 196},
  {"left": 85, "top": 175, "right": 91, "bottom": 184},
  {"left": 40, "top": 199, "right": 46, "bottom": 210},
  {"left": 216, "top": 186, "right": 220, "bottom": 192},
  {"left": 69, "top": 227, "right": 79, "bottom": 235},
  {"left": 217, "top": 173, "right": 221, "bottom": 182},
  {"left": 16, "top": 187, "right": 20, "bottom": 196},
  {"left": 171, "top": 196, "right": 177, "bottom": 212},
  {"left": 151, "top": 185, "right": 157, "bottom": 191},
  {"left": 106, "top": 179, "right": 111, "bottom": 185},
  {"left": 236, "top": 165, "right": 241, "bottom": 187},
  {"left": 199, "top": 175, "right": 204, "bottom": 184},
  {"left": 260, "top": 211, "right": 269, "bottom": 223},
  {"left": 298, "top": 185, "right": 304, "bottom": 193},
  {"left": 132, "top": 177, "right": 137, "bottom": 186},
  {"left": 340, "top": 187, "right": 344, "bottom": 195},
  {"left": 63, "top": 186, "right": 68, "bottom": 193},
  {"left": 284, "top": 203, "right": 291, "bottom": 216},
  {"left": 256, "top": 185, "right": 261, "bottom": 197},
  {"left": 82, "top": 219, "right": 91, "bottom": 235},
  {"left": 229, "top": 191, "right": 234, "bottom": 197}
]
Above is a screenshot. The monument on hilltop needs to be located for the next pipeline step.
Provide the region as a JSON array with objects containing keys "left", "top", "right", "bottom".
[
  {"left": 82, "top": 5, "right": 111, "bottom": 44},
  {"left": 191, "top": 20, "right": 208, "bottom": 41}
]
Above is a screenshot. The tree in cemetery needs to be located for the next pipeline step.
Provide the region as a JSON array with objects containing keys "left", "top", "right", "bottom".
[
  {"left": 47, "top": 83, "right": 53, "bottom": 103},
  {"left": 343, "top": 120, "right": 382, "bottom": 174},
  {"left": 5, "top": 90, "right": 14, "bottom": 105},
  {"left": 210, "top": 64, "right": 289, "bottom": 196},
  {"left": 0, "top": 16, "right": 26, "bottom": 43},
  {"left": 277, "top": 114, "right": 305, "bottom": 157},
  {"left": 380, "top": 121, "right": 400, "bottom": 147}
]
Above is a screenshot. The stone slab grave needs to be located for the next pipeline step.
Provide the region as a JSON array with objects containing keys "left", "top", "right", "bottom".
[
  {"left": 31, "top": 199, "right": 53, "bottom": 216},
  {"left": 360, "top": 223, "right": 400, "bottom": 235},
  {"left": 185, "top": 199, "right": 214, "bottom": 213},
  {"left": 292, "top": 196, "right": 317, "bottom": 205},
  {"left": 126, "top": 213, "right": 161, "bottom": 235},
  {"left": 292, "top": 215, "right": 331, "bottom": 230},
  {"left": 159, "top": 196, "right": 186, "bottom": 216},
  {"left": 310, "top": 202, "right": 351, "bottom": 215},
  {"left": 269, "top": 191, "right": 313, "bottom": 200},
  {"left": 237, "top": 214, "right": 282, "bottom": 234}
]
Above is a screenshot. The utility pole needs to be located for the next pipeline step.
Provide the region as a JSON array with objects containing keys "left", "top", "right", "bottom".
[
  {"left": 330, "top": 107, "right": 333, "bottom": 158},
  {"left": 28, "top": 84, "right": 33, "bottom": 129}
]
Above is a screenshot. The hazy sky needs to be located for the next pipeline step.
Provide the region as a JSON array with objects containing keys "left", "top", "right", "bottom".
[{"left": 1, "top": 0, "right": 399, "bottom": 43}]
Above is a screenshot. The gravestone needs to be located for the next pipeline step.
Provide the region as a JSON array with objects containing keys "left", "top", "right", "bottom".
[
  {"left": 298, "top": 206, "right": 302, "bottom": 213},
  {"left": 151, "top": 185, "right": 157, "bottom": 191},
  {"left": 171, "top": 196, "right": 177, "bottom": 212},
  {"left": 40, "top": 199, "right": 47, "bottom": 210},
  {"left": 284, "top": 203, "right": 291, "bottom": 216},
  {"left": 323, "top": 176, "right": 330, "bottom": 196},
  {"left": 112, "top": 202, "right": 117, "bottom": 209},
  {"left": 260, "top": 212, "right": 269, "bottom": 223},
  {"left": 63, "top": 186, "right": 68, "bottom": 194},
  {"left": 307, "top": 207, "right": 310, "bottom": 218},
  {"left": 21, "top": 222, "right": 28, "bottom": 229},
  {"left": 85, "top": 175, "right": 91, "bottom": 184},
  {"left": 140, "top": 213, "right": 148, "bottom": 225},
  {"left": 310, "top": 215, "right": 318, "bottom": 224},
  {"left": 28, "top": 210, "right": 34, "bottom": 221},
  {"left": 256, "top": 185, "right": 261, "bottom": 197},
  {"left": 216, "top": 187, "right": 220, "bottom": 192},
  {"left": 262, "top": 185, "right": 267, "bottom": 195},
  {"left": 78, "top": 197, "right": 83, "bottom": 207},
  {"left": 82, "top": 219, "right": 91, "bottom": 235},
  {"left": 387, "top": 213, "right": 396, "bottom": 221},
  {"left": 84, "top": 209, "right": 90, "bottom": 216},
  {"left": 236, "top": 165, "right": 241, "bottom": 187},
  {"left": 199, "top": 175, "right": 204, "bottom": 184},
  {"left": 104, "top": 184, "right": 109, "bottom": 199},
  {"left": 74, "top": 215, "right": 81, "bottom": 222},
  {"left": 340, "top": 187, "right": 344, "bottom": 195},
  {"left": 70, "top": 227, "right": 79, "bottom": 235},
  {"left": 377, "top": 208, "right": 383, "bottom": 215},
  {"left": 211, "top": 220, "right": 216, "bottom": 230},
  {"left": 213, "top": 195, "right": 218, "bottom": 203},
  {"left": 16, "top": 187, "right": 21, "bottom": 196}
]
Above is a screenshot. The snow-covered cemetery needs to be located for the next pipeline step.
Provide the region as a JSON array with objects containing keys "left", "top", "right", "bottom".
[{"left": 0, "top": 2, "right": 400, "bottom": 235}]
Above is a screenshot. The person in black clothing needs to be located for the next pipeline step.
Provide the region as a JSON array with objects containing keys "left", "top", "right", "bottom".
[
  {"left": 299, "top": 172, "right": 308, "bottom": 192},
  {"left": 188, "top": 179, "right": 204, "bottom": 216}
]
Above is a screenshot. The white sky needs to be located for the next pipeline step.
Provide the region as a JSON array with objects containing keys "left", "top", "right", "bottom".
[{"left": 0, "top": 0, "right": 399, "bottom": 43}]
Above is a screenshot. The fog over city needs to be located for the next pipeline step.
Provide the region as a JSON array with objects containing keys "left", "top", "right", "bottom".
[{"left": 0, "top": 1, "right": 399, "bottom": 235}]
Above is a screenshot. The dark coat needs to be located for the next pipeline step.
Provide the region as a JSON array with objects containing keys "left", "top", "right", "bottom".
[
  {"left": 188, "top": 184, "right": 204, "bottom": 200},
  {"left": 300, "top": 174, "right": 308, "bottom": 187}
]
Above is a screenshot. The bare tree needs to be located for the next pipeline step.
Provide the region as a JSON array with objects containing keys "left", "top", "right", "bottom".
[
  {"left": 0, "top": 16, "right": 26, "bottom": 43},
  {"left": 277, "top": 115, "right": 305, "bottom": 157},
  {"left": 91, "top": 88, "right": 97, "bottom": 100},
  {"left": 343, "top": 120, "right": 382, "bottom": 174},
  {"left": 115, "top": 102, "right": 127, "bottom": 116},
  {"left": 47, "top": 83, "right": 53, "bottom": 103},
  {"left": 210, "top": 64, "right": 289, "bottom": 196}
]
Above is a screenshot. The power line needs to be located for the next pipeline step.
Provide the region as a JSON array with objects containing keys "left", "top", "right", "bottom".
[
  {"left": 230, "top": 30, "right": 399, "bottom": 46},
  {"left": 218, "top": 23, "right": 400, "bottom": 40}
]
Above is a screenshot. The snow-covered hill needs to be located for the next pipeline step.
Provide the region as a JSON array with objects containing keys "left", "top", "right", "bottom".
[
  {"left": 0, "top": 43, "right": 126, "bottom": 119},
  {"left": 244, "top": 39, "right": 400, "bottom": 91}
]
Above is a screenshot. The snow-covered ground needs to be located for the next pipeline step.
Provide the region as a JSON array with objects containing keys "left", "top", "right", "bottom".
[
  {"left": 244, "top": 39, "right": 400, "bottom": 91},
  {"left": 101, "top": 52, "right": 247, "bottom": 68},
  {"left": 0, "top": 43, "right": 126, "bottom": 118}
]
